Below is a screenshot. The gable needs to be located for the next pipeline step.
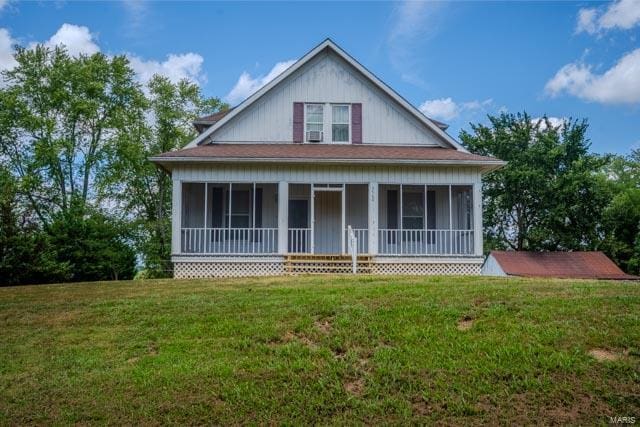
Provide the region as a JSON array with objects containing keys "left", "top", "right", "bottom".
[{"left": 207, "top": 50, "right": 447, "bottom": 146}]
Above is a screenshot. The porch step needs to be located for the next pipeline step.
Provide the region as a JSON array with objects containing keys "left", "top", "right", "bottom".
[{"left": 285, "top": 254, "right": 372, "bottom": 274}]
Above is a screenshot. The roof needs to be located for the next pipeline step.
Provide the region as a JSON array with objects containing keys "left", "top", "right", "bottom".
[
  {"left": 185, "top": 39, "right": 464, "bottom": 151},
  {"left": 488, "top": 251, "right": 637, "bottom": 280},
  {"left": 150, "top": 143, "right": 505, "bottom": 170}
]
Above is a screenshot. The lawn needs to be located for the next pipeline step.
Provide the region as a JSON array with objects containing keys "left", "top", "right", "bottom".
[{"left": 0, "top": 275, "right": 638, "bottom": 425}]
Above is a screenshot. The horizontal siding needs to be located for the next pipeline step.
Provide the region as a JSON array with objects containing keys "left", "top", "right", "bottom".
[
  {"left": 172, "top": 164, "right": 482, "bottom": 185},
  {"left": 211, "top": 51, "right": 445, "bottom": 146}
]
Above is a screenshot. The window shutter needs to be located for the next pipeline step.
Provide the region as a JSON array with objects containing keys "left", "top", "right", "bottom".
[
  {"left": 352, "top": 103, "right": 362, "bottom": 144},
  {"left": 293, "top": 102, "right": 304, "bottom": 143}
]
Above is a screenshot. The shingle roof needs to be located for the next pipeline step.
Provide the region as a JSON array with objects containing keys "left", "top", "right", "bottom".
[
  {"left": 151, "top": 143, "right": 503, "bottom": 166},
  {"left": 489, "top": 251, "right": 637, "bottom": 280}
]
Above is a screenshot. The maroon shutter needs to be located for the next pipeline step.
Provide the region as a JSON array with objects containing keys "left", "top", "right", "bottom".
[
  {"left": 293, "top": 102, "right": 304, "bottom": 143},
  {"left": 352, "top": 103, "right": 362, "bottom": 144}
]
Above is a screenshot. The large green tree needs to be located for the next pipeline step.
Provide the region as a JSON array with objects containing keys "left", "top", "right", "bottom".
[
  {"left": 0, "top": 45, "right": 145, "bottom": 224},
  {"left": 103, "top": 75, "right": 225, "bottom": 277},
  {"left": 461, "top": 112, "right": 610, "bottom": 252}
]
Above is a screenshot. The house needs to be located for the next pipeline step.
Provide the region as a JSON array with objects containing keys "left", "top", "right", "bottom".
[
  {"left": 150, "top": 39, "right": 505, "bottom": 278},
  {"left": 481, "top": 251, "right": 637, "bottom": 280}
]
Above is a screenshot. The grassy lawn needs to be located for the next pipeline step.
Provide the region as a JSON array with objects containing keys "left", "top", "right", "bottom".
[{"left": 0, "top": 275, "right": 638, "bottom": 425}]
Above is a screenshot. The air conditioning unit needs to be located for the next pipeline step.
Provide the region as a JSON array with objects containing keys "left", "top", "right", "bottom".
[{"left": 306, "top": 130, "right": 323, "bottom": 142}]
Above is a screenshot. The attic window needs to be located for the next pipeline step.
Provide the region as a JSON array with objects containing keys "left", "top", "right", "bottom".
[
  {"left": 332, "top": 105, "right": 350, "bottom": 142},
  {"left": 305, "top": 104, "right": 323, "bottom": 142}
]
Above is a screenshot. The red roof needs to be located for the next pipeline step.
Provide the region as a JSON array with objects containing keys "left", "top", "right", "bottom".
[
  {"left": 152, "top": 143, "right": 502, "bottom": 165},
  {"left": 489, "top": 251, "right": 637, "bottom": 280}
]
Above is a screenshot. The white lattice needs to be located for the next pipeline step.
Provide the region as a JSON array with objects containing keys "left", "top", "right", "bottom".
[
  {"left": 174, "top": 261, "right": 284, "bottom": 278},
  {"left": 371, "top": 262, "right": 481, "bottom": 275},
  {"left": 174, "top": 258, "right": 481, "bottom": 278}
]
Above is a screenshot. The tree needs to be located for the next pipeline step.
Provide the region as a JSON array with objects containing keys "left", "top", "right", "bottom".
[
  {"left": 48, "top": 204, "right": 136, "bottom": 282},
  {"left": 102, "top": 75, "right": 225, "bottom": 277},
  {"left": 600, "top": 150, "right": 640, "bottom": 274},
  {"left": 461, "top": 112, "right": 609, "bottom": 252},
  {"left": 0, "top": 167, "right": 70, "bottom": 285},
  {"left": 0, "top": 45, "right": 145, "bottom": 225}
]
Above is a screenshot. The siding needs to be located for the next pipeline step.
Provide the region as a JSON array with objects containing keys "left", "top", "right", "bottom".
[
  {"left": 172, "top": 163, "right": 482, "bottom": 185},
  {"left": 210, "top": 51, "right": 445, "bottom": 146}
]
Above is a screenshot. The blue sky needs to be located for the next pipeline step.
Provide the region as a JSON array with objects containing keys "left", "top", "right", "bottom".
[{"left": 1, "top": 0, "right": 639, "bottom": 154}]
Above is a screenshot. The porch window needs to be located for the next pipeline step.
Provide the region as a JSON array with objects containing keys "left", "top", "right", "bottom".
[
  {"left": 226, "top": 189, "right": 251, "bottom": 228},
  {"left": 305, "top": 104, "right": 323, "bottom": 141},
  {"left": 402, "top": 187, "right": 424, "bottom": 229},
  {"left": 331, "top": 104, "right": 350, "bottom": 142}
]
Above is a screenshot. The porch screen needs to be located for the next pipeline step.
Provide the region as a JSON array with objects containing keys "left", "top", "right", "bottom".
[{"left": 182, "top": 183, "right": 205, "bottom": 227}]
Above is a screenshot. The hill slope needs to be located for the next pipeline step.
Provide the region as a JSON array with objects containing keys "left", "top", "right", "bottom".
[{"left": 1, "top": 276, "right": 638, "bottom": 424}]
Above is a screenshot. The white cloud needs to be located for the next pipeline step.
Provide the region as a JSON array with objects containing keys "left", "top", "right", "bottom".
[
  {"left": 545, "top": 48, "right": 640, "bottom": 104},
  {"left": 40, "top": 23, "right": 100, "bottom": 57},
  {"left": 129, "top": 52, "right": 206, "bottom": 85},
  {"left": 419, "top": 97, "right": 493, "bottom": 121},
  {"left": 226, "top": 59, "right": 296, "bottom": 104},
  {"left": 576, "top": 0, "right": 640, "bottom": 34},
  {"left": 0, "top": 0, "right": 10, "bottom": 11},
  {"left": 0, "top": 23, "right": 208, "bottom": 87},
  {"left": 419, "top": 97, "right": 459, "bottom": 121},
  {"left": 0, "top": 28, "right": 17, "bottom": 72},
  {"left": 387, "top": 1, "right": 445, "bottom": 87}
]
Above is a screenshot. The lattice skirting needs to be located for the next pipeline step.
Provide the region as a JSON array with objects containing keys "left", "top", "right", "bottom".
[
  {"left": 174, "top": 260, "right": 284, "bottom": 278},
  {"left": 174, "top": 258, "right": 481, "bottom": 278},
  {"left": 371, "top": 262, "right": 481, "bottom": 275}
]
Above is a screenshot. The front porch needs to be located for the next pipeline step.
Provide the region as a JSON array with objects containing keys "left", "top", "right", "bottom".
[{"left": 176, "top": 182, "right": 480, "bottom": 257}]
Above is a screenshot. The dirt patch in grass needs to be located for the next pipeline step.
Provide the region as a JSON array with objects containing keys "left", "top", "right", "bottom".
[
  {"left": 315, "top": 318, "right": 332, "bottom": 334},
  {"left": 344, "top": 378, "right": 364, "bottom": 396},
  {"left": 457, "top": 315, "right": 474, "bottom": 331},
  {"left": 281, "top": 331, "right": 318, "bottom": 350},
  {"left": 588, "top": 348, "right": 620, "bottom": 362}
]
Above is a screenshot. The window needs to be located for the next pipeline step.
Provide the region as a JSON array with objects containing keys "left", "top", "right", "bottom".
[
  {"left": 305, "top": 104, "right": 323, "bottom": 141},
  {"left": 332, "top": 104, "right": 350, "bottom": 142},
  {"left": 402, "top": 191, "right": 424, "bottom": 230},
  {"left": 225, "top": 190, "right": 250, "bottom": 228}
]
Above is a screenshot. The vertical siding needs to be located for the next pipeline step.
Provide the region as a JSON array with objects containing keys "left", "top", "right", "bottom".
[
  {"left": 172, "top": 163, "right": 482, "bottom": 185},
  {"left": 210, "top": 52, "right": 445, "bottom": 146}
]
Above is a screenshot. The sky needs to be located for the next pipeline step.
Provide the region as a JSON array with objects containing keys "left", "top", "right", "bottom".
[{"left": 0, "top": 0, "right": 639, "bottom": 154}]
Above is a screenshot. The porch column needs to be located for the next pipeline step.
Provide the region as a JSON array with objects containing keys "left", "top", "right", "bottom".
[
  {"left": 278, "top": 181, "right": 289, "bottom": 255},
  {"left": 368, "top": 182, "right": 378, "bottom": 255},
  {"left": 171, "top": 178, "right": 181, "bottom": 255},
  {"left": 473, "top": 182, "right": 483, "bottom": 256}
]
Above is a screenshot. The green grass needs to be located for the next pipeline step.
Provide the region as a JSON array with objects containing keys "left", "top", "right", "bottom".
[{"left": 0, "top": 275, "right": 638, "bottom": 425}]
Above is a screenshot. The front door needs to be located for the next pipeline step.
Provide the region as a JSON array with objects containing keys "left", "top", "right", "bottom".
[{"left": 314, "top": 191, "right": 342, "bottom": 254}]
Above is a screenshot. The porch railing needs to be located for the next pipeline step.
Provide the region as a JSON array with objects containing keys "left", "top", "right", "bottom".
[
  {"left": 344, "top": 228, "right": 368, "bottom": 254},
  {"left": 181, "top": 228, "right": 278, "bottom": 254},
  {"left": 288, "top": 228, "right": 311, "bottom": 253},
  {"left": 378, "top": 229, "right": 474, "bottom": 255}
]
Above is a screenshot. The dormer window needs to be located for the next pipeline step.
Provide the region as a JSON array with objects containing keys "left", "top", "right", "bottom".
[
  {"left": 332, "top": 104, "right": 350, "bottom": 143},
  {"left": 305, "top": 104, "right": 324, "bottom": 142}
]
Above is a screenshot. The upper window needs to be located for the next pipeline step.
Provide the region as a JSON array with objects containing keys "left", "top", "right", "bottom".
[
  {"left": 305, "top": 104, "right": 323, "bottom": 142},
  {"left": 332, "top": 104, "right": 350, "bottom": 143}
]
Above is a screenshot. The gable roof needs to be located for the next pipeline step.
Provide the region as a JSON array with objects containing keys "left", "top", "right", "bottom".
[
  {"left": 487, "top": 251, "right": 637, "bottom": 280},
  {"left": 186, "top": 39, "right": 465, "bottom": 151}
]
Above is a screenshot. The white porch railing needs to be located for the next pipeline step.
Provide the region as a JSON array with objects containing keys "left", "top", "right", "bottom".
[
  {"left": 378, "top": 229, "right": 474, "bottom": 255},
  {"left": 181, "top": 228, "right": 278, "bottom": 254},
  {"left": 288, "top": 228, "right": 311, "bottom": 253},
  {"left": 344, "top": 228, "right": 368, "bottom": 254}
]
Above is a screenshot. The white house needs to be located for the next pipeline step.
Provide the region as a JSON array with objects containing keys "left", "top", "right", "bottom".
[{"left": 150, "top": 39, "right": 504, "bottom": 278}]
